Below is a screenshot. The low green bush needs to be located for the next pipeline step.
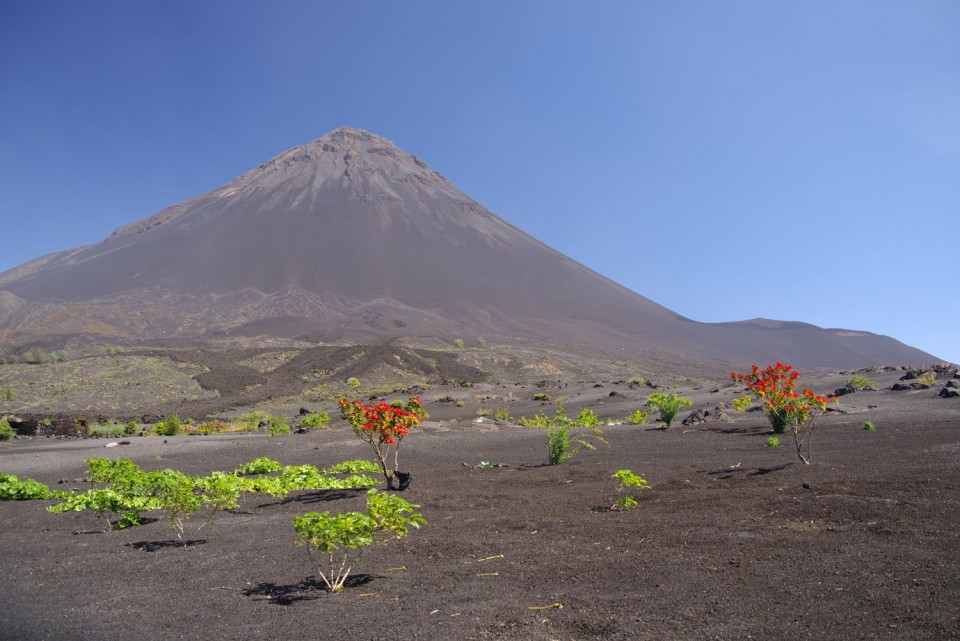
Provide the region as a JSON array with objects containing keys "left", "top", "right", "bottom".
[
  {"left": 0, "top": 474, "right": 53, "bottom": 500},
  {"left": 154, "top": 414, "right": 182, "bottom": 436},
  {"left": 299, "top": 411, "right": 331, "bottom": 429},
  {"left": 846, "top": 374, "right": 876, "bottom": 390},
  {"left": 863, "top": 421, "right": 875, "bottom": 431},
  {"left": 269, "top": 416, "right": 291, "bottom": 436},
  {"left": 0, "top": 417, "right": 14, "bottom": 441},
  {"left": 646, "top": 392, "right": 693, "bottom": 428}
]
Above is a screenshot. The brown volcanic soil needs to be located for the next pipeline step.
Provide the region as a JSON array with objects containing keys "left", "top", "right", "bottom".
[{"left": 1, "top": 379, "right": 959, "bottom": 641}]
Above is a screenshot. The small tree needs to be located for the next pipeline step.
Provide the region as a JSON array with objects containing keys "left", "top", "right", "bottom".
[
  {"left": 293, "top": 489, "right": 426, "bottom": 593},
  {"left": 731, "top": 363, "right": 833, "bottom": 464},
  {"left": 338, "top": 396, "right": 427, "bottom": 490},
  {"left": 645, "top": 392, "right": 693, "bottom": 427}
]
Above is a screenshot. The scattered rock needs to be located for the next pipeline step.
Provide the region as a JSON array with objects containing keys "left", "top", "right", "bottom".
[
  {"left": 939, "top": 387, "right": 959, "bottom": 398},
  {"left": 298, "top": 407, "right": 311, "bottom": 415},
  {"left": 104, "top": 442, "right": 119, "bottom": 448},
  {"left": 608, "top": 391, "right": 624, "bottom": 398},
  {"left": 833, "top": 385, "right": 857, "bottom": 397}
]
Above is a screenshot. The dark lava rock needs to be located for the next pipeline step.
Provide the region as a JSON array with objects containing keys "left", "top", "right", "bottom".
[
  {"left": 891, "top": 383, "right": 912, "bottom": 391},
  {"left": 833, "top": 385, "right": 857, "bottom": 397},
  {"left": 609, "top": 391, "right": 624, "bottom": 398},
  {"left": 681, "top": 409, "right": 709, "bottom": 426},
  {"left": 939, "top": 387, "right": 959, "bottom": 398}
]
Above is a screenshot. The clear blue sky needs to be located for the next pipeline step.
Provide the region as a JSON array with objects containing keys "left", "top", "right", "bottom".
[{"left": 1, "top": 1, "right": 957, "bottom": 364}]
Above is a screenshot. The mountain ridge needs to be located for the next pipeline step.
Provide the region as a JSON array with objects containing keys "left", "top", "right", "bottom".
[{"left": 0, "top": 127, "right": 940, "bottom": 369}]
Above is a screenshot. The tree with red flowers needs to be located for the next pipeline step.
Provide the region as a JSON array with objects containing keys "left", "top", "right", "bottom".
[
  {"left": 730, "top": 363, "right": 834, "bottom": 464},
  {"left": 338, "top": 397, "right": 427, "bottom": 489}
]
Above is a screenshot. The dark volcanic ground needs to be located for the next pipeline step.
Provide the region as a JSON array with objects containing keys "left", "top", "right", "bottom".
[{"left": 1, "top": 381, "right": 959, "bottom": 641}]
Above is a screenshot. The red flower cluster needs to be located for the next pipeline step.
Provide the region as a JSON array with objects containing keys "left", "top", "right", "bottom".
[
  {"left": 338, "top": 397, "right": 424, "bottom": 445},
  {"left": 731, "top": 363, "right": 830, "bottom": 426}
]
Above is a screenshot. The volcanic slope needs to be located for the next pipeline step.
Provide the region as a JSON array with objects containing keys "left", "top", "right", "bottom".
[{"left": 0, "top": 127, "right": 937, "bottom": 369}]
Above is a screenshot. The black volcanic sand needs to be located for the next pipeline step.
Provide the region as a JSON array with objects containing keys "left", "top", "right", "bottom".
[{"left": 2, "top": 382, "right": 959, "bottom": 641}]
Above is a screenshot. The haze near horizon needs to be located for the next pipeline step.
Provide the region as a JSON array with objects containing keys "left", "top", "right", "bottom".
[{"left": 1, "top": 2, "right": 957, "bottom": 363}]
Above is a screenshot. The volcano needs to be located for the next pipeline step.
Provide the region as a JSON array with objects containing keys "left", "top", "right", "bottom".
[{"left": 0, "top": 127, "right": 937, "bottom": 369}]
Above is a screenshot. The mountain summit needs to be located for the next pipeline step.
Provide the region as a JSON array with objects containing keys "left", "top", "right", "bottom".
[{"left": 0, "top": 127, "right": 936, "bottom": 368}]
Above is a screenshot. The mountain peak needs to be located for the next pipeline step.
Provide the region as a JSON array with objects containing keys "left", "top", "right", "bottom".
[{"left": 0, "top": 129, "right": 939, "bottom": 369}]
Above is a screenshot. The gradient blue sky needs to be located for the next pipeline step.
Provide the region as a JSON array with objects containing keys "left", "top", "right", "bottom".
[{"left": 1, "top": 1, "right": 957, "bottom": 364}]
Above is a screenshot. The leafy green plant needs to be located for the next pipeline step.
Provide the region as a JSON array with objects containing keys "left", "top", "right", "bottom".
[
  {"left": 767, "top": 437, "right": 780, "bottom": 447},
  {"left": 475, "top": 461, "right": 493, "bottom": 470},
  {"left": 239, "top": 411, "right": 271, "bottom": 432},
  {"left": 917, "top": 372, "right": 936, "bottom": 386},
  {"left": 196, "top": 420, "right": 232, "bottom": 434},
  {"left": 573, "top": 408, "right": 603, "bottom": 427},
  {"left": 48, "top": 489, "right": 154, "bottom": 530},
  {"left": 2, "top": 389, "right": 13, "bottom": 401},
  {"left": 236, "top": 457, "right": 284, "bottom": 475},
  {"left": 846, "top": 374, "right": 876, "bottom": 390},
  {"left": 123, "top": 421, "right": 138, "bottom": 436},
  {"left": 863, "top": 421, "right": 875, "bottom": 431},
  {"left": 611, "top": 469, "right": 651, "bottom": 510},
  {"left": 527, "top": 406, "right": 608, "bottom": 466},
  {"left": 645, "top": 392, "right": 693, "bottom": 427},
  {"left": 153, "top": 414, "right": 182, "bottom": 436},
  {"left": 731, "top": 395, "right": 754, "bottom": 412},
  {"left": 533, "top": 392, "right": 551, "bottom": 401},
  {"left": 299, "top": 411, "right": 331, "bottom": 429},
  {"left": 0, "top": 474, "right": 53, "bottom": 500},
  {"left": 624, "top": 409, "right": 648, "bottom": 425},
  {"left": 0, "top": 416, "right": 14, "bottom": 441},
  {"left": 452, "top": 338, "right": 465, "bottom": 348},
  {"left": 293, "top": 489, "right": 426, "bottom": 593},
  {"left": 346, "top": 376, "right": 361, "bottom": 389},
  {"left": 321, "top": 459, "right": 381, "bottom": 475},
  {"left": 629, "top": 376, "right": 646, "bottom": 386},
  {"left": 269, "top": 416, "right": 291, "bottom": 436},
  {"left": 494, "top": 408, "right": 512, "bottom": 421}
]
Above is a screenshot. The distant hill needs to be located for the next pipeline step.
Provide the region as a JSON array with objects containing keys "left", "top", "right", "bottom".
[{"left": 0, "top": 127, "right": 937, "bottom": 369}]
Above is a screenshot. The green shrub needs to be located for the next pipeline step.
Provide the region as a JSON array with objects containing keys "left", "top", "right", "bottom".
[
  {"left": 346, "top": 377, "right": 361, "bottom": 389},
  {"left": 731, "top": 395, "right": 754, "bottom": 412},
  {"left": 196, "top": 421, "right": 232, "bottom": 434},
  {"left": 236, "top": 457, "right": 285, "bottom": 475},
  {"left": 767, "top": 437, "right": 780, "bottom": 447},
  {"left": 846, "top": 374, "right": 876, "bottom": 390},
  {"left": 239, "top": 411, "right": 271, "bottom": 432},
  {"left": 0, "top": 417, "right": 14, "bottom": 441},
  {"left": 625, "top": 409, "right": 648, "bottom": 425},
  {"left": 0, "top": 474, "right": 52, "bottom": 500},
  {"left": 269, "top": 416, "right": 291, "bottom": 436},
  {"left": 574, "top": 408, "right": 603, "bottom": 427},
  {"left": 154, "top": 414, "right": 182, "bottom": 436},
  {"left": 917, "top": 372, "right": 936, "bottom": 386},
  {"left": 494, "top": 408, "right": 512, "bottom": 421},
  {"left": 293, "top": 489, "right": 426, "bottom": 593},
  {"left": 863, "top": 421, "right": 875, "bottom": 431},
  {"left": 525, "top": 407, "right": 608, "bottom": 466},
  {"left": 645, "top": 392, "right": 694, "bottom": 428},
  {"left": 123, "top": 421, "right": 138, "bottom": 436},
  {"left": 300, "top": 411, "right": 331, "bottom": 429},
  {"left": 533, "top": 392, "right": 551, "bottom": 401},
  {"left": 452, "top": 338, "right": 465, "bottom": 348},
  {"left": 611, "top": 469, "right": 651, "bottom": 510},
  {"left": 321, "top": 460, "right": 381, "bottom": 475}
]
